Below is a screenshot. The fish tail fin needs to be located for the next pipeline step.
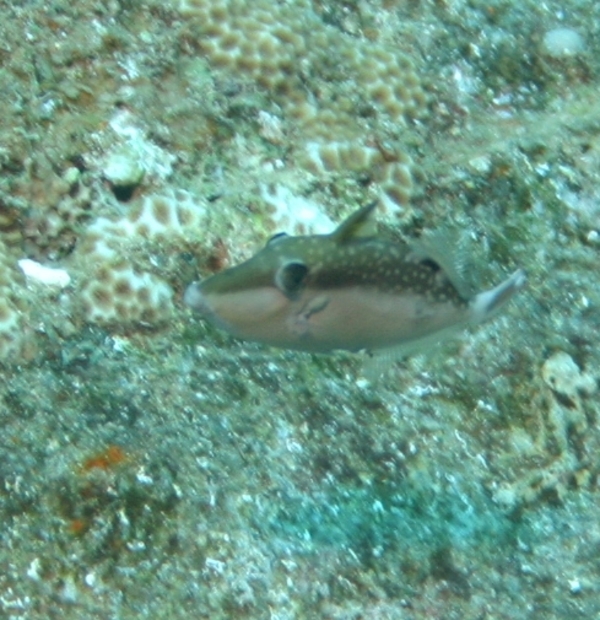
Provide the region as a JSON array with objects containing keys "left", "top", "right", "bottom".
[{"left": 470, "top": 269, "right": 526, "bottom": 323}]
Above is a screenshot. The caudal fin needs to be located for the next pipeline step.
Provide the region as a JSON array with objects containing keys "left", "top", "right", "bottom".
[{"left": 471, "top": 269, "right": 526, "bottom": 322}]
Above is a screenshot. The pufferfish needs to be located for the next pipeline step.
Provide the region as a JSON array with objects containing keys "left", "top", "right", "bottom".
[{"left": 184, "top": 202, "right": 525, "bottom": 370}]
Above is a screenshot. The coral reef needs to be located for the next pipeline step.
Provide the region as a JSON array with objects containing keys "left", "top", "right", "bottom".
[
  {"left": 490, "top": 351, "right": 598, "bottom": 511},
  {"left": 177, "top": 0, "right": 426, "bottom": 214},
  {"left": 74, "top": 190, "right": 207, "bottom": 327},
  {"left": 0, "top": 0, "right": 599, "bottom": 618}
]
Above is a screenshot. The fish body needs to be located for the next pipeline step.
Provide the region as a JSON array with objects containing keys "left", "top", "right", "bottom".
[{"left": 184, "top": 203, "right": 525, "bottom": 357}]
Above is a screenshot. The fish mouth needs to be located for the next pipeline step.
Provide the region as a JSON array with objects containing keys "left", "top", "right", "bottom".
[
  {"left": 184, "top": 280, "right": 238, "bottom": 335},
  {"left": 184, "top": 281, "right": 212, "bottom": 316}
]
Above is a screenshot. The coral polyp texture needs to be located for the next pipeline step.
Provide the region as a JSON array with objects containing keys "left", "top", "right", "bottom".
[
  {"left": 75, "top": 191, "right": 207, "bottom": 328},
  {"left": 177, "top": 0, "right": 426, "bottom": 213},
  {"left": 79, "top": 263, "right": 173, "bottom": 326}
]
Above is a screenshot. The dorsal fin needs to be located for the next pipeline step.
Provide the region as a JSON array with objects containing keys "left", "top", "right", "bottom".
[{"left": 330, "top": 202, "right": 378, "bottom": 243}]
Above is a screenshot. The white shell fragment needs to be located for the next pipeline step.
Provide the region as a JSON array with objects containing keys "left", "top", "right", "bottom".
[{"left": 18, "top": 259, "right": 71, "bottom": 288}]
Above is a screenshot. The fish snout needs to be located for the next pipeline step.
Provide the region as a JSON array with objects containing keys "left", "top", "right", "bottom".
[{"left": 184, "top": 281, "right": 210, "bottom": 315}]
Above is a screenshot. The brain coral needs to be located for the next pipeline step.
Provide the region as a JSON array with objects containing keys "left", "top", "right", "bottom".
[
  {"left": 74, "top": 191, "right": 207, "bottom": 329},
  {"left": 177, "top": 0, "right": 426, "bottom": 214}
]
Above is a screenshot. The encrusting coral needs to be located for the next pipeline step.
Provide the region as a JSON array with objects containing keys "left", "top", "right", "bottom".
[
  {"left": 177, "top": 0, "right": 426, "bottom": 214},
  {"left": 74, "top": 191, "right": 208, "bottom": 328}
]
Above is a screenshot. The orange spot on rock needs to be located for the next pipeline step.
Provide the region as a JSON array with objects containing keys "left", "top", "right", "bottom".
[
  {"left": 82, "top": 445, "right": 127, "bottom": 472},
  {"left": 69, "top": 518, "right": 89, "bottom": 536}
]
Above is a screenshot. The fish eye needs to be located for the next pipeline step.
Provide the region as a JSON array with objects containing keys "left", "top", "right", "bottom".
[
  {"left": 275, "top": 260, "right": 309, "bottom": 297},
  {"left": 266, "top": 232, "right": 288, "bottom": 246}
]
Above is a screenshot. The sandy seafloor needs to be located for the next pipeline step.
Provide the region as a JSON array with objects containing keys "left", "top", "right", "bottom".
[{"left": 1, "top": 0, "right": 600, "bottom": 618}]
